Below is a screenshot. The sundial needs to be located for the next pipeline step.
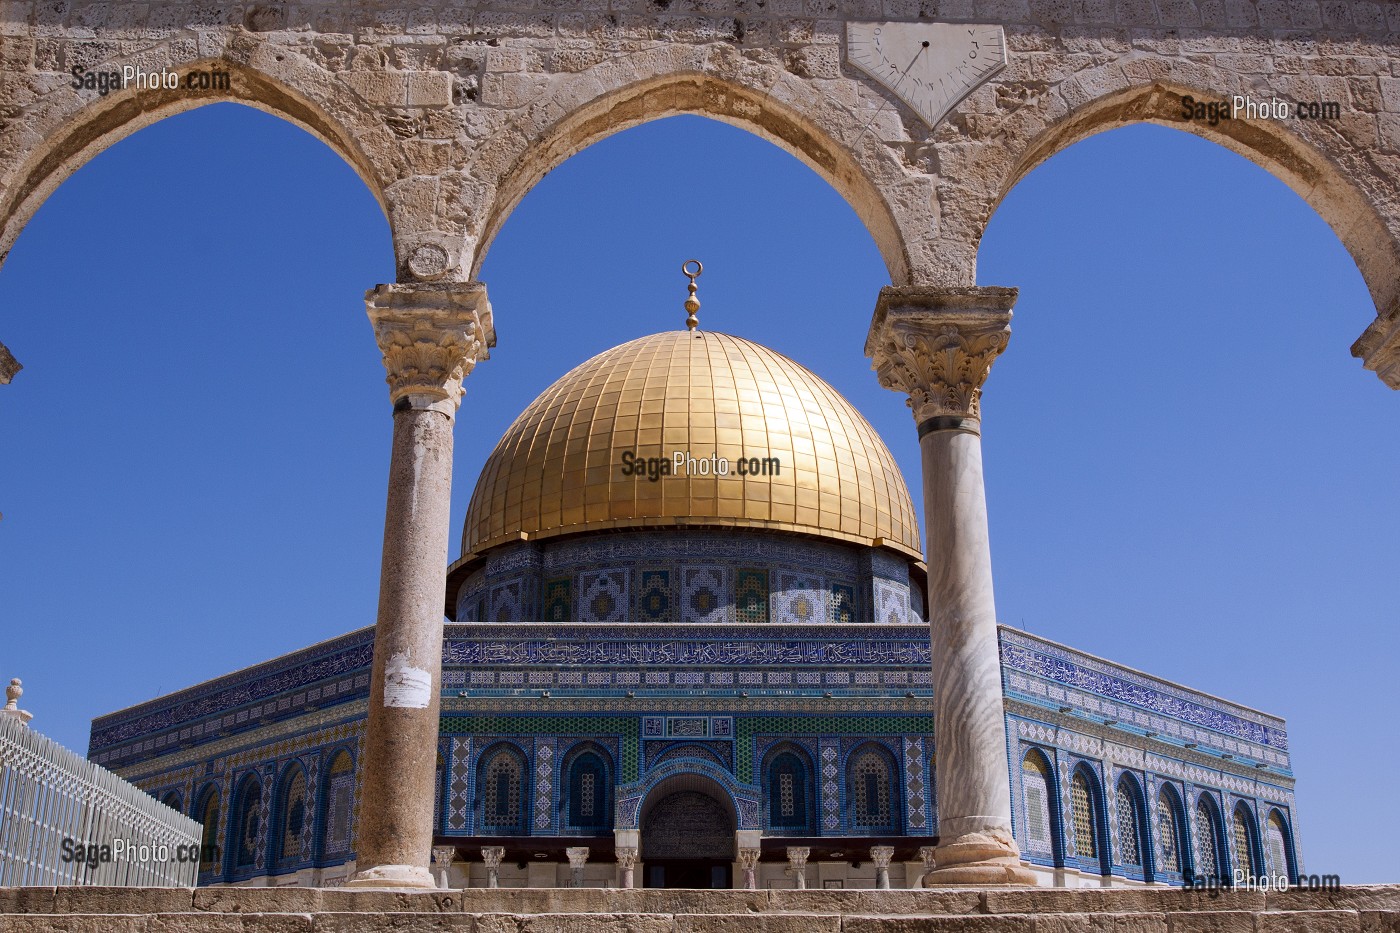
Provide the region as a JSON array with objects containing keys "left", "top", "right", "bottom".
[{"left": 846, "top": 22, "right": 1008, "bottom": 129}]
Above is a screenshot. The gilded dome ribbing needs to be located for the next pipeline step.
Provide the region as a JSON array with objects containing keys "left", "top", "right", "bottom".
[{"left": 461, "top": 330, "right": 921, "bottom": 559}]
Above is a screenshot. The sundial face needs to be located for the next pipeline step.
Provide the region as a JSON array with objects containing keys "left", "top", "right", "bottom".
[{"left": 846, "top": 22, "right": 1008, "bottom": 129}]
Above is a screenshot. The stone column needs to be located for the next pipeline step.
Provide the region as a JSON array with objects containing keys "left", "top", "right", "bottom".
[
  {"left": 917, "top": 846, "right": 938, "bottom": 889},
  {"left": 866, "top": 286, "right": 1034, "bottom": 887},
  {"left": 871, "top": 845, "right": 894, "bottom": 890},
  {"left": 431, "top": 846, "right": 456, "bottom": 889},
  {"left": 615, "top": 847, "right": 638, "bottom": 889},
  {"left": 566, "top": 847, "right": 590, "bottom": 888},
  {"left": 481, "top": 846, "right": 505, "bottom": 889},
  {"left": 737, "top": 848, "right": 760, "bottom": 890},
  {"left": 349, "top": 283, "right": 494, "bottom": 889},
  {"left": 785, "top": 846, "right": 809, "bottom": 889}
]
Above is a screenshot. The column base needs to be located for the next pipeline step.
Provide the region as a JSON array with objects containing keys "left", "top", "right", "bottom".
[
  {"left": 922, "top": 830, "right": 1038, "bottom": 887},
  {"left": 345, "top": 864, "right": 438, "bottom": 889}
]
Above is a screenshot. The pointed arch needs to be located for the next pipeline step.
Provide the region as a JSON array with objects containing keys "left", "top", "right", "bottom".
[
  {"left": 192, "top": 783, "right": 221, "bottom": 877},
  {"left": 845, "top": 742, "right": 899, "bottom": 833},
  {"left": 1265, "top": 808, "right": 1299, "bottom": 883},
  {"left": 317, "top": 747, "right": 356, "bottom": 865},
  {"left": 159, "top": 789, "right": 183, "bottom": 813},
  {"left": 1069, "top": 763, "right": 1109, "bottom": 875},
  {"left": 0, "top": 55, "right": 394, "bottom": 273},
  {"left": 476, "top": 741, "right": 530, "bottom": 836},
  {"left": 1193, "top": 791, "right": 1227, "bottom": 882},
  {"left": 1231, "top": 801, "right": 1263, "bottom": 881},
  {"left": 1018, "top": 748, "right": 1062, "bottom": 865},
  {"left": 762, "top": 743, "right": 816, "bottom": 836},
  {"left": 1155, "top": 783, "right": 1188, "bottom": 878},
  {"left": 270, "top": 761, "right": 309, "bottom": 871},
  {"left": 473, "top": 63, "right": 926, "bottom": 286},
  {"left": 561, "top": 741, "right": 613, "bottom": 833},
  {"left": 228, "top": 771, "right": 263, "bottom": 875},
  {"left": 974, "top": 73, "right": 1400, "bottom": 387},
  {"left": 1114, "top": 772, "right": 1150, "bottom": 878}
]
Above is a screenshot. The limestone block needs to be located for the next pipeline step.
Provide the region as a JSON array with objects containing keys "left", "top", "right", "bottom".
[
  {"left": 766, "top": 891, "right": 981, "bottom": 915},
  {"left": 340, "top": 70, "right": 411, "bottom": 106},
  {"left": 53, "top": 887, "right": 194, "bottom": 915},
  {"left": 314, "top": 913, "right": 476, "bottom": 933},
  {"left": 1033, "top": 914, "right": 1170, "bottom": 933},
  {"left": 317, "top": 891, "right": 462, "bottom": 914},
  {"left": 407, "top": 72, "right": 453, "bottom": 108},
  {"left": 1165, "top": 912, "right": 1259, "bottom": 933},
  {"left": 0, "top": 887, "right": 53, "bottom": 914},
  {"left": 983, "top": 889, "right": 1266, "bottom": 915},
  {"left": 4, "top": 916, "right": 149, "bottom": 933},
  {"left": 673, "top": 914, "right": 839, "bottom": 933},
  {"left": 843, "top": 915, "right": 1035, "bottom": 933},
  {"left": 1254, "top": 911, "right": 1362, "bottom": 933},
  {"left": 1268, "top": 891, "right": 1400, "bottom": 914},
  {"left": 1359, "top": 912, "right": 1400, "bottom": 933}
]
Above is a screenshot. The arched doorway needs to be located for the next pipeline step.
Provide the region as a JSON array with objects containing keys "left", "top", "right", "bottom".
[{"left": 640, "top": 777, "right": 735, "bottom": 889}]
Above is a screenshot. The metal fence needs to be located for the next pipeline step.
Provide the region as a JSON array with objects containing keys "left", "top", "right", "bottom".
[{"left": 0, "top": 715, "right": 201, "bottom": 886}]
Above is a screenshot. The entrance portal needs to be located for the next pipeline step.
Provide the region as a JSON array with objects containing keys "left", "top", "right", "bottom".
[{"left": 640, "top": 789, "right": 734, "bottom": 889}]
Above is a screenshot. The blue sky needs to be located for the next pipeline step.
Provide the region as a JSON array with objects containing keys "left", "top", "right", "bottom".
[{"left": 1, "top": 104, "right": 1395, "bottom": 882}]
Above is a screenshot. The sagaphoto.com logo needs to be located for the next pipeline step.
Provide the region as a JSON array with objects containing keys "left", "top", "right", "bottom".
[{"left": 71, "top": 64, "right": 231, "bottom": 97}]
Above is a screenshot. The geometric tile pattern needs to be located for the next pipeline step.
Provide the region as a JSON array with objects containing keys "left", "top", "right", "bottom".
[
  {"left": 903, "top": 736, "right": 929, "bottom": 833},
  {"left": 820, "top": 740, "right": 841, "bottom": 832},
  {"left": 636, "top": 569, "right": 673, "bottom": 623},
  {"left": 543, "top": 578, "right": 572, "bottom": 625},
  {"left": 578, "top": 570, "right": 628, "bottom": 625},
  {"left": 829, "top": 583, "right": 855, "bottom": 626},
  {"left": 773, "top": 570, "right": 823, "bottom": 625},
  {"left": 681, "top": 565, "right": 728, "bottom": 624},
  {"left": 533, "top": 738, "right": 556, "bottom": 832},
  {"left": 735, "top": 569, "right": 769, "bottom": 625},
  {"left": 447, "top": 737, "right": 472, "bottom": 832}
]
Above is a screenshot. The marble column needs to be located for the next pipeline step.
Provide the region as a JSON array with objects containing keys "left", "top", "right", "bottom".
[
  {"left": 481, "top": 846, "right": 505, "bottom": 889},
  {"left": 431, "top": 846, "right": 456, "bottom": 889},
  {"left": 737, "top": 847, "right": 760, "bottom": 890},
  {"left": 866, "top": 286, "right": 1035, "bottom": 886},
  {"left": 566, "top": 847, "right": 590, "bottom": 888},
  {"left": 785, "top": 846, "right": 809, "bottom": 889},
  {"left": 870, "top": 845, "right": 894, "bottom": 890},
  {"left": 349, "top": 283, "right": 494, "bottom": 889},
  {"left": 615, "top": 847, "right": 638, "bottom": 889}
]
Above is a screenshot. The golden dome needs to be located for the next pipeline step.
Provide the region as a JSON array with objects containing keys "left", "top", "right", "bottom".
[{"left": 461, "top": 330, "right": 921, "bottom": 559}]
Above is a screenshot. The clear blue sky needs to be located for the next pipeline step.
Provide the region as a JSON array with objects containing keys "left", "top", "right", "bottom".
[{"left": 1, "top": 104, "right": 1395, "bottom": 882}]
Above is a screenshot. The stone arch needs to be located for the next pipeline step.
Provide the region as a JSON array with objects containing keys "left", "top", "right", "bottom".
[
  {"left": 637, "top": 771, "right": 738, "bottom": 863},
  {"left": 470, "top": 55, "right": 931, "bottom": 287},
  {"left": 0, "top": 52, "right": 395, "bottom": 273},
  {"left": 970, "top": 68, "right": 1400, "bottom": 385}
]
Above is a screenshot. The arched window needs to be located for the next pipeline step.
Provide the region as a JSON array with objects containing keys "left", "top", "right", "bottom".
[
  {"left": 1265, "top": 809, "right": 1296, "bottom": 881},
  {"left": 478, "top": 744, "right": 528, "bottom": 834},
  {"left": 319, "top": 749, "right": 355, "bottom": 862},
  {"left": 160, "top": 790, "right": 183, "bottom": 813},
  {"left": 565, "top": 748, "right": 612, "bottom": 831},
  {"left": 1231, "top": 803, "right": 1260, "bottom": 881},
  {"left": 1070, "top": 769, "right": 1103, "bottom": 866},
  {"left": 275, "top": 765, "right": 308, "bottom": 868},
  {"left": 847, "top": 744, "right": 898, "bottom": 832},
  {"left": 195, "top": 787, "right": 220, "bottom": 874},
  {"left": 1115, "top": 776, "right": 1145, "bottom": 869},
  {"left": 765, "top": 747, "right": 814, "bottom": 834},
  {"left": 1194, "top": 794, "right": 1224, "bottom": 881},
  {"left": 1020, "top": 751, "right": 1057, "bottom": 859},
  {"left": 1156, "top": 786, "right": 1187, "bottom": 875},
  {"left": 231, "top": 774, "right": 262, "bottom": 870}
]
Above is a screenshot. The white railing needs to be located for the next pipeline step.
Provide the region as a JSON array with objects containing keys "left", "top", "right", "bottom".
[{"left": 0, "top": 715, "right": 201, "bottom": 886}]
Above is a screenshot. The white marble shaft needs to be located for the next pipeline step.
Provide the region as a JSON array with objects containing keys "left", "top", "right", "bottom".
[
  {"left": 865, "top": 286, "right": 1034, "bottom": 885},
  {"left": 351, "top": 284, "right": 493, "bottom": 889}
]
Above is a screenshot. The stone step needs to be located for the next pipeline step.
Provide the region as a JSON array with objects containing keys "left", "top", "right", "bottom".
[{"left": 0, "top": 887, "right": 1395, "bottom": 933}]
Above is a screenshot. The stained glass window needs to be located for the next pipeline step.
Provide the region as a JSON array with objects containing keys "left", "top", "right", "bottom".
[
  {"left": 197, "top": 790, "right": 220, "bottom": 873},
  {"left": 566, "top": 750, "right": 610, "bottom": 830},
  {"left": 1266, "top": 812, "right": 1291, "bottom": 879},
  {"left": 1195, "top": 797, "right": 1220, "bottom": 879},
  {"left": 850, "top": 747, "right": 894, "bottom": 829},
  {"left": 1116, "top": 781, "right": 1141, "bottom": 866},
  {"left": 322, "top": 750, "right": 355, "bottom": 858},
  {"left": 1232, "top": 805, "right": 1257, "bottom": 880},
  {"left": 1158, "top": 789, "right": 1182, "bottom": 873},
  {"left": 279, "top": 767, "right": 307, "bottom": 865},
  {"left": 1021, "top": 754, "right": 1053, "bottom": 857},
  {"left": 233, "top": 776, "right": 261, "bottom": 869},
  {"left": 1071, "top": 772, "right": 1097, "bottom": 859},
  {"left": 482, "top": 746, "right": 527, "bottom": 832},
  {"left": 768, "top": 750, "right": 809, "bottom": 830}
]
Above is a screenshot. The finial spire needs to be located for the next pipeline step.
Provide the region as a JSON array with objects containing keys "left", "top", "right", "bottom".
[{"left": 682, "top": 260, "right": 702, "bottom": 331}]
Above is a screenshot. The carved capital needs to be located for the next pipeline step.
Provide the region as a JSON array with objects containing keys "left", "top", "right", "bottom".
[
  {"left": 870, "top": 845, "right": 895, "bottom": 869},
  {"left": 615, "top": 846, "right": 638, "bottom": 870},
  {"left": 480, "top": 845, "right": 505, "bottom": 869},
  {"left": 865, "top": 286, "right": 1016, "bottom": 426},
  {"left": 737, "top": 847, "right": 761, "bottom": 871},
  {"left": 367, "top": 282, "right": 495, "bottom": 415},
  {"left": 565, "top": 846, "right": 591, "bottom": 868},
  {"left": 431, "top": 846, "right": 456, "bottom": 867}
]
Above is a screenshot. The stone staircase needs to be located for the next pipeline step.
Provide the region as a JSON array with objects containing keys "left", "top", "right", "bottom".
[{"left": 1, "top": 885, "right": 1396, "bottom": 932}]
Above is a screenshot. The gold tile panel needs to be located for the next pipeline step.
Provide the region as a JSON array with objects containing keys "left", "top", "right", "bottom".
[{"left": 462, "top": 330, "right": 921, "bottom": 558}]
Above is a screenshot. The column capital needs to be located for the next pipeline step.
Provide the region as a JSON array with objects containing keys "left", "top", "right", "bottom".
[
  {"left": 737, "top": 847, "right": 761, "bottom": 870},
  {"left": 480, "top": 845, "right": 505, "bottom": 869},
  {"left": 869, "top": 845, "right": 895, "bottom": 869},
  {"left": 367, "top": 282, "right": 496, "bottom": 416},
  {"left": 565, "top": 846, "right": 591, "bottom": 868},
  {"left": 865, "top": 286, "right": 1016, "bottom": 429},
  {"left": 615, "top": 846, "right": 638, "bottom": 869}
]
